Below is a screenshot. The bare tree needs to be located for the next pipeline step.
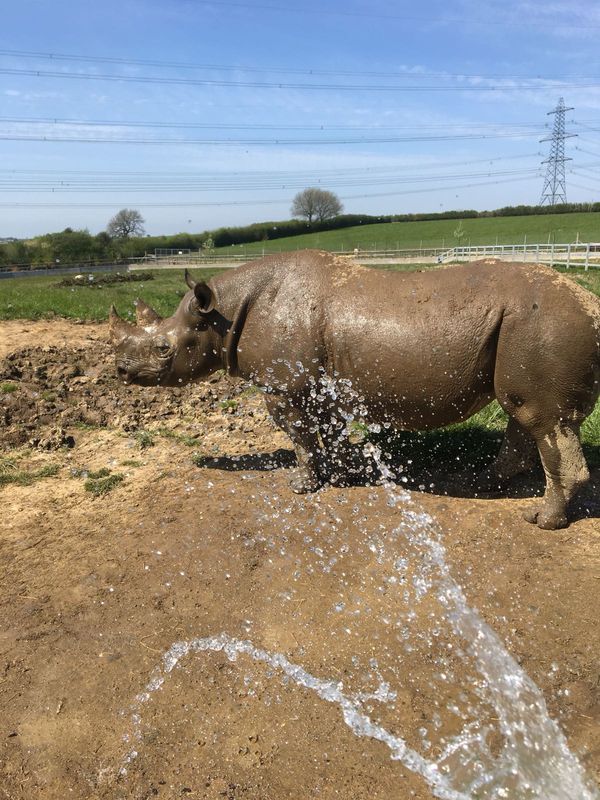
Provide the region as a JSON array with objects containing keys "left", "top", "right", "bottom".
[
  {"left": 291, "top": 188, "right": 343, "bottom": 224},
  {"left": 107, "top": 208, "right": 146, "bottom": 239}
]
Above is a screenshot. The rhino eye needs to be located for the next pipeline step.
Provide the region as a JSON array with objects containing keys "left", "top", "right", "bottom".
[{"left": 155, "top": 341, "right": 171, "bottom": 356}]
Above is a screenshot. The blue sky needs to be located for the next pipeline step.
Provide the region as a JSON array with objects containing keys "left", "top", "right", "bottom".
[{"left": 2, "top": 0, "right": 600, "bottom": 238}]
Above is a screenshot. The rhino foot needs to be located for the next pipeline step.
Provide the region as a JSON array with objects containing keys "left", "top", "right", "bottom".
[
  {"left": 290, "top": 468, "right": 323, "bottom": 494},
  {"left": 523, "top": 506, "right": 568, "bottom": 530}
]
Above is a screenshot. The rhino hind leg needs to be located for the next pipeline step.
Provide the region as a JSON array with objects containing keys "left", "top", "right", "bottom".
[
  {"left": 477, "top": 417, "right": 539, "bottom": 492},
  {"left": 522, "top": 422, "right": 590, "bottom": 530},
  {"left": 265, "top": 396, "right": 324, "bottom": 494}
]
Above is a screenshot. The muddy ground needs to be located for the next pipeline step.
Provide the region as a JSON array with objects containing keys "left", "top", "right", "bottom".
[{"left": 0, "top": 319, "right": 599, "bottom": 800}]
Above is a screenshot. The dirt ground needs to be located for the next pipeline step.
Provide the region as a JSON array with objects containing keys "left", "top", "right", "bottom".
[{"left": 0, "top": 319, "right": 599, "bottom": 800}]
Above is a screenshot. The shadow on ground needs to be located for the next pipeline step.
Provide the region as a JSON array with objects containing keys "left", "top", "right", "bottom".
[{"left": 197, "top": 427, "right": 600, "bottom": 522}]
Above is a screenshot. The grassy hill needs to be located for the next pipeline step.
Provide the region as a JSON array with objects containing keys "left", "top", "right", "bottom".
[{"left": 216, "top": 211, "right": 600, "bottom": 255}]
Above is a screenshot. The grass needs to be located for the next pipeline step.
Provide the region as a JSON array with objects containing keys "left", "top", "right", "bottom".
[
  {"left": 157, "top": 427, "right": 201, "bottom": 447},
  {"left": 214, "top": 211, "right": 600, "bottom": 255},
  {"left": 0, "top": 267, "right": 224, "bottom": 321},
  {"left": 191, "top": 452, "right": 209, "bottom": 467},
  {"left": 0, "top": 460, "right": 59, "bottom": 488},
  {"left": 0, "top": 382, "right": 18, "bottom": 393},
  {"left": 73, "top": 421, "right": 101, "bottom": 431},
  {"left": 133, "top": 430, "right": 156, "bottom": 449},
  {"left": 84, "top": 471, "right": 124, "bottom": 496}
]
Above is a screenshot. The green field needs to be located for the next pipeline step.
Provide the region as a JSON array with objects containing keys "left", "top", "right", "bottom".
[
  {"left": 216, "top": 211, "right": 600, "bottom": 255},
  {"left": 0, "top": 268, "right": 225, "bottom": 322}
]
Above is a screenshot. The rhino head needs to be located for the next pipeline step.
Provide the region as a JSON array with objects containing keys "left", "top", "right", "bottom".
[{"left": 109, "top": 270, "right": 223, "bottom": 386}]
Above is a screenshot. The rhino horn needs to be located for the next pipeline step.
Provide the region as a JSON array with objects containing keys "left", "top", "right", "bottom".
[
  {"left": 184, "top": 268, "right": 196, "bottom": 290},
  {"left": 109, "top": 304, "right": 135, "bottom": 341},
  {"left": 135, "top": 298, "right": 161, "bottom": 326}
]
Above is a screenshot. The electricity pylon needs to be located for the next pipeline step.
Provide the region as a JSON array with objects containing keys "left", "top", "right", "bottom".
[{"left": 539, "top": 98, "right": 576, "bottom": 206}]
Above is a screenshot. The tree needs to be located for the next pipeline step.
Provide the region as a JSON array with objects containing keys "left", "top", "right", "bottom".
[
  {"left": 106, "top": 208, "right": 145, "bottom": 239},
  {"left": 291, "top": 188, "right": 343, "bottom": 224}
]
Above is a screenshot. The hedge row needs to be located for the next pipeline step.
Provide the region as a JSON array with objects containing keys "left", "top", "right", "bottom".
[{"left": 2, "top": 202, "right": 600, "bottom": 267}]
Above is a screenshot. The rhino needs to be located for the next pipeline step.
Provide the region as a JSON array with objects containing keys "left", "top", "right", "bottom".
[{"left": 110, "top": 250, "right": 600, "bottom": 530}]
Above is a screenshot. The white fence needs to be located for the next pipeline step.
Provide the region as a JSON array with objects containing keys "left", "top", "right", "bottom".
[
  {"left": 438, "top": 242, "right": 600, "bottom": 270},
  {"left": 130, "top": 242, "right": 600, "bottom": 271}
]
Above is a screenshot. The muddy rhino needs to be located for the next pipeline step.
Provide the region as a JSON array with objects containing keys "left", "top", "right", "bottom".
[{"left": 110, "top": 250, "right": 600, "bottom": 529}]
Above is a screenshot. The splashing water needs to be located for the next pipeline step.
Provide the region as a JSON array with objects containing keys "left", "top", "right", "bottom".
[
  {"left": 363, "top": 442, "right": 597, "bottom": 799},
  {"left": 121, "top": 371, "right": 598, "bottom": 799}
]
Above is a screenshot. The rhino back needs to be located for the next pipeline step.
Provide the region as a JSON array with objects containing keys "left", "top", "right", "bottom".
[{"left": 220, "top": 253, "right": 599, "bottom": 428}]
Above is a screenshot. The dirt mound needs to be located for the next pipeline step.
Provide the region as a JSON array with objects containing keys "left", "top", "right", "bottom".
[{"left": 0, "top": 339, "right": 260, "bottom": 449}]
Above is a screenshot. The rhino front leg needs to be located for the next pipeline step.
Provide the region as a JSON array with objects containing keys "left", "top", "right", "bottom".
[{"left": 265, "top": 395, "right": 324, "bottom": 493}]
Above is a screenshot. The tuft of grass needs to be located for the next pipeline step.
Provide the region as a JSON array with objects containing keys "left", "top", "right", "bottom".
[
  {"left": 87, "top": 467, "right": 111, "bottom": 479},
  {"left": 121, "top": 458, "right": 142, "bottom": 468},
  {"left": 157, "top": 427, "right": 200, "bottom": 447},
  {"left": 84, "top": 472, "right": 124, "bottom": 496},
  {"left": 347, "top": 420, "right": 370, "bottom": 445},
  {"left": 239, "top": 384, "right": 262, "bottom": 397},
  {"left": 133, "top": 430, "right": 155, "bottom": 450},
  {"left": 0, "top": 455, "right": 19, "bottom": 475},
  {"left": 0, "top": 382, "right": 18, "bottom": 394},
  {"left": 462, "top": 400, "right": 509, "bottom": 431},
  {"left": 0, "top": 462, "right": 59, "bottom": 488},
  {"left": 219, "top": 399, "right": 238, "bottom": 412},
  {"left": 73, "top": 421, "right": 101, "bottom": 431},
  {"left": 191, "top": 452, "right": 208, "bottom": 467}
]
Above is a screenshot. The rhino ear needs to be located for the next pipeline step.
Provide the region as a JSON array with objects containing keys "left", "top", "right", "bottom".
[
  {"left": 194, "top": 281, "right": 215, "bottom": 314},
  {"left": 109, "top": 304, "right": 135, "bottom": 341},
  {"left": 135, "top": 298, "right": 161, "bottom": 326},
  {"left": 184, "top": 268, "right": 196, "bottom": 290}
]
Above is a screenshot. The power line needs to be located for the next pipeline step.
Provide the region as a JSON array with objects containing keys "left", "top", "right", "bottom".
[
  {"left": 0, "top": 174, "right": 541, "bottom": 208},
  {"left": 0, "top": 131, "right": 547, "bottom": 146},
  {"left": 0, "top": 166, "right": 543, "bottom": 193},
  {"left": 0, "top": 115, "right": 551, "bottom": 133},
  {"left": 0, "top": 66, "right": 593, "bottom": 92},
  {"left": 568, "top": 180, "right": 598, "bottom": 195},
  {"left": 0, "top": 49, "right": 597, "bottom": 82},
  {"left": 0, "top": 152, "right": 541, "bottom": 179}
]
